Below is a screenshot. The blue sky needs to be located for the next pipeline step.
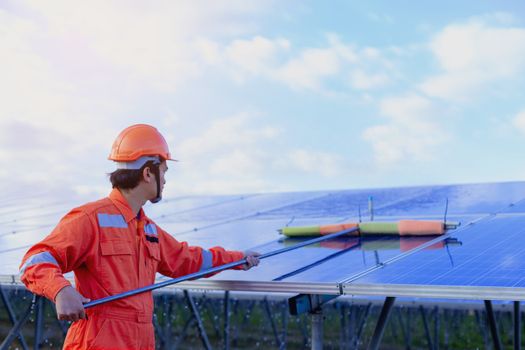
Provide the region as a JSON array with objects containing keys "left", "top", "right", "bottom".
[{"left": 1, "top": 0, "right": 525, "bottom": 200}]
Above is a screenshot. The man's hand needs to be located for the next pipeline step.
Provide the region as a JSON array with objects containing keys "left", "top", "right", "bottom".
[
  {"left": 55, "top": 286, "right": 91, "bottom": 322},
  {"left": 242, "top": 251, "right": 261, "bottom": 270}
]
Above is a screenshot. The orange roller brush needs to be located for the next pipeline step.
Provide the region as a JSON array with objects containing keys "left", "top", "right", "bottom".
[
  {"left": 319, "top": 223, "right": 359, "bottom": 235},
  {"left": 398, "top": 220, "right": 446, "bottom": 236},
  {"left": 280, "top": 220, "right": 459, "bottom": 237}
]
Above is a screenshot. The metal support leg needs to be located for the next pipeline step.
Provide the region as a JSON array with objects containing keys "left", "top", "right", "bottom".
[
  {"left": 263, "top": 298, "right": 283, "bottom": 347},
  {"left": 299, "top": 314, "right": 309, "bottom": 347},
  {"left": 231, "top": 299, "right": 240, "bottom": 347},
  {"left": 0, "top": 295, "right": 38, "bottom": 350},
  {"left": 443, "top": 309, "right": 450, "bottom": 349},
  {"left": 311, "top": 309, "right": 323, "bottom": 350},
  {"left": 152, "top": 314, "right": 165, "bottom": 346},
  {"left": 484, "top": 300, "right": 503, "bottom": 350},
  {"left": 348, "top": 304, "right": 356, "bottom": 346},
  {"left": 0, "top": 285, "right": 29, "bottom": 350},
  {"left": 175, "top": 315, "right": 196, "bottom": 348},
  {"left": 396, "top": 307, "right": 411, "bottom": 350},
  {"left": 367, "top": 296, "right": 396, "bottom": 350},
  {"left": 153, "top": 294, "right": 167, "bottom": 345},
  {"left": 224, "top": 291, "right": 230, "bottom": 350},
  {"left": 339, "top": 304, "right": 347, "bottom": 348},
  {"left": 184, "top": 290, "right": 212, "bottom": 350},
  {"left": 34, "top": 296, "right": 44, "bottom": 350},
  {"left": 407, "top": 307, "right": 412, "bottom": 348},
  {"left": 202, "top": 295, "right": 221, "bottom": 338},
  {"left": 389, "top": 308, "right": 399, "bottom": 341},
  {"left": 420, "top": 305, "right": 433, "bottom": 350},
  {"left": 475, "top": 310, "right": 490, "bottom": 350},
  {"left": 233, "top": 300, "right": 254, "bottom": 347},
  {"left": 280, "top": 301, "right": 288, "bottom": 350},
  {"left": 434, "top": 306, "right": 439, "bottom": 350},
  {"left": 354, "top": 303, "right": 372, "bottom": 349},
  {"left": 54, "top": 317, "right": 68, "bottom": 336},
  {"left": 515, "top": 301, "right": 521, "bottom": 350},
  {"left": 166, "top": 295, "right": 176, "bottom": 350}
]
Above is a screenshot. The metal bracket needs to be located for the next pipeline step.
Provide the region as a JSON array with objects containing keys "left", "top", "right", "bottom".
[
  {"left": 484, "top": 300, "right": 503, "bottom": 350},
  {"left": 367, "top": 296, "right": 396, "bottom": 350},
  {"left": 288, "top": 294, "right": 338, "bottom": 316}
]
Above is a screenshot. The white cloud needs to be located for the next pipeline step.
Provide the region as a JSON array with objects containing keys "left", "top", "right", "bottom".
[
  {"left": 349, "top": 69, "right": 390, "bottom": 90},
  {"left": 0, "top": 1, "right": 275, "bottom": 139},
  {"left": 195, "top": 35, "right": 291, "bottom": 84},
  {"left": 275, "top": 47, "right": 341, "bottom": 90},
  {"left": 210, "top": 149, "right": 265, "bottom": 177},
  {"left": 379, "top": 94, "right": 434, "bottom": 123},
  {"left": 420, "top": 16, "right": 525, "bottom": 101},
  {"left": 176, "top": 114, "right": 280, "bottom": 159},
  {"left": 363, "top": 94, "right": 449, "bottom": 164},
  {"left": 512, "top": 110, "right": 525, "bottom": 135},
  {"left": 170, "top": 113, "right": 349, "bottom": 194},
  {"left": 17, "top": 0, "right": 272, "bottom": 92},
  {"left": 171, "top": 113, "right": 281, "bottom": 194},
  {"left": 0, "top": 9, "right": 74, "bottom": 128},
  {"left": 200, "top": 33, "right": 396, "bottom": 93},
  {"left": 325, "top": 34, "right": 359, "bottom": 63},
  {"left": 286, "top": 149, "right": 343, "bottom": 177},
  {"left": 0, "top": 1, "right": 277, "bottom": 195},
  {"left": 225, "top": 36, "right": 290, "bottom": 75},
  {"left": 0, "top": 120, "right": 110, "bottom": 199}
]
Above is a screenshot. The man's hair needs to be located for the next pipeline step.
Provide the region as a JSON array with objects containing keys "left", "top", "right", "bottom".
[{"left": 109, "top": 161, "right": 158, "bottom": 189}]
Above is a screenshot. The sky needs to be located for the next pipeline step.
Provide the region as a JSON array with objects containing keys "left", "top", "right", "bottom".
[{"left": 1, "top": 0, "right": 525, "bottom": 201}]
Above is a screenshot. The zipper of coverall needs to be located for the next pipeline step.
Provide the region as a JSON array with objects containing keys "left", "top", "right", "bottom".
[{"left": 136, "top": 218, "right": 144, "bottom": 287}]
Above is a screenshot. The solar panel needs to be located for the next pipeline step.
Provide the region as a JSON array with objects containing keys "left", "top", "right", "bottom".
[
  {"left": 2, "top": 181, "right": 525, "bottom": 301},
  {"left": 341, "top": 214, "right": 525, "bottom": 300}
]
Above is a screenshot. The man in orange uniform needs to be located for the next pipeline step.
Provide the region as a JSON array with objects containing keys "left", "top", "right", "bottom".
[{"left": 19, "top": 124, "right": 260, "bottom": 349}]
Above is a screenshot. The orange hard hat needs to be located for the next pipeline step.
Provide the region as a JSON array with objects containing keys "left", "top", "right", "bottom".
[{"left": 109, "top": 124, "right": 175, "bottom": 165}]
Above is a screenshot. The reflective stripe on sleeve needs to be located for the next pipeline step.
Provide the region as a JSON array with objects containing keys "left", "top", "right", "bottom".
[
  {"left": 144, "top": 224, "right": 158, "bottom": 235},
  {"left": 199, "top": 250, "right": 213, "bottom": 271},
  {"left": 19, "top": 251, "right": 59, "bottom": 275},
  {"left": 97, "top": 213, "right": 127, "bottom": 228}
]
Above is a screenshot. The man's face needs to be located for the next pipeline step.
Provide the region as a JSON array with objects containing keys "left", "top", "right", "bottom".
[
  {"left": 145, "top": 161, "right": 168, "bottom": 203},
  {"left": 158, "top": 161, "right": 168, "bottom": 194}
]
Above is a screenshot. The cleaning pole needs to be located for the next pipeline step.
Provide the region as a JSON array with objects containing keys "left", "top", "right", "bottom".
[{"left": 84, "top": 226, "right": 360, "bottom": 309}]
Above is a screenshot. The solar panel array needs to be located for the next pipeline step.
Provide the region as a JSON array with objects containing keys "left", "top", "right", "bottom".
[{"left": 2, "top": 181, "right": 525, "bottom": 301}]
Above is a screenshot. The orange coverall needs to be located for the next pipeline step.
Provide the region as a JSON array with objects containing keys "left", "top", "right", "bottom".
[{"left": 20, "top": 189, "right": 244, "bottom": 349}]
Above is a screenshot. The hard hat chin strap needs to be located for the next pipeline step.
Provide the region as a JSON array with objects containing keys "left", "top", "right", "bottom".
[{"left": 149, "top": 161, "right": 162, "bottom": 204}]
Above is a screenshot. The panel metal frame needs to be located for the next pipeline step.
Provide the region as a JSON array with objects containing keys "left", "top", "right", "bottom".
[
  {"left": 177, "top": 280, "right": 341, "bottom": 295},
  {"left": 342, "top": 283, "right": 525, "bottom": 301}
]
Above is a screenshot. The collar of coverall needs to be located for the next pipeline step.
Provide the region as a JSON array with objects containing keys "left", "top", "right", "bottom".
[{"left": 109, "top": 188, "right": 146, "bottom": 223}]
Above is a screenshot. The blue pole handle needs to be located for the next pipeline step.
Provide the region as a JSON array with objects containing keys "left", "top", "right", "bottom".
[{"left": 84, "top": 226, "right": 359, "bottom": 309}]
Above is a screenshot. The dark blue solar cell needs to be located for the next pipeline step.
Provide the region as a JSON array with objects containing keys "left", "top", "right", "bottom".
[
  {"left": 257, "top": 182, "right": 525, "bottom": 221},
  {"left": 348, "top": 215, "right": 525, "bottom": 288},
  {"left": 206, "top": 235, "right": 404, "bottom": 283},
  {"left": 258, "top": 186, "right": 432, "bottom": 219},
  {"left": 500, "top": 199, "right": 525, "bottom": 213},
  {"left": 373, "top": 182, "right": 525, "bottom": 216},
  {"left": 156, "top": 191, "right": 331, "bottom": 222}
]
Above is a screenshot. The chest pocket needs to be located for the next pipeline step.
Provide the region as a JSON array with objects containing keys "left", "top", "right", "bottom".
[
  {"left": 98, "top": 240, "right": 134, "bottom": 293},
  {"left": 100, "top": 240, "right": 132, "bottom": 256},
  {"left": 144, "top": 240, "right": 160, "bottom": 284}
]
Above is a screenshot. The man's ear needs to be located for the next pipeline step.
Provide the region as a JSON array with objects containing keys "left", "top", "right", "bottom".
[{"left": 142, "top": 166, "right": 153, "bottom": 183}]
